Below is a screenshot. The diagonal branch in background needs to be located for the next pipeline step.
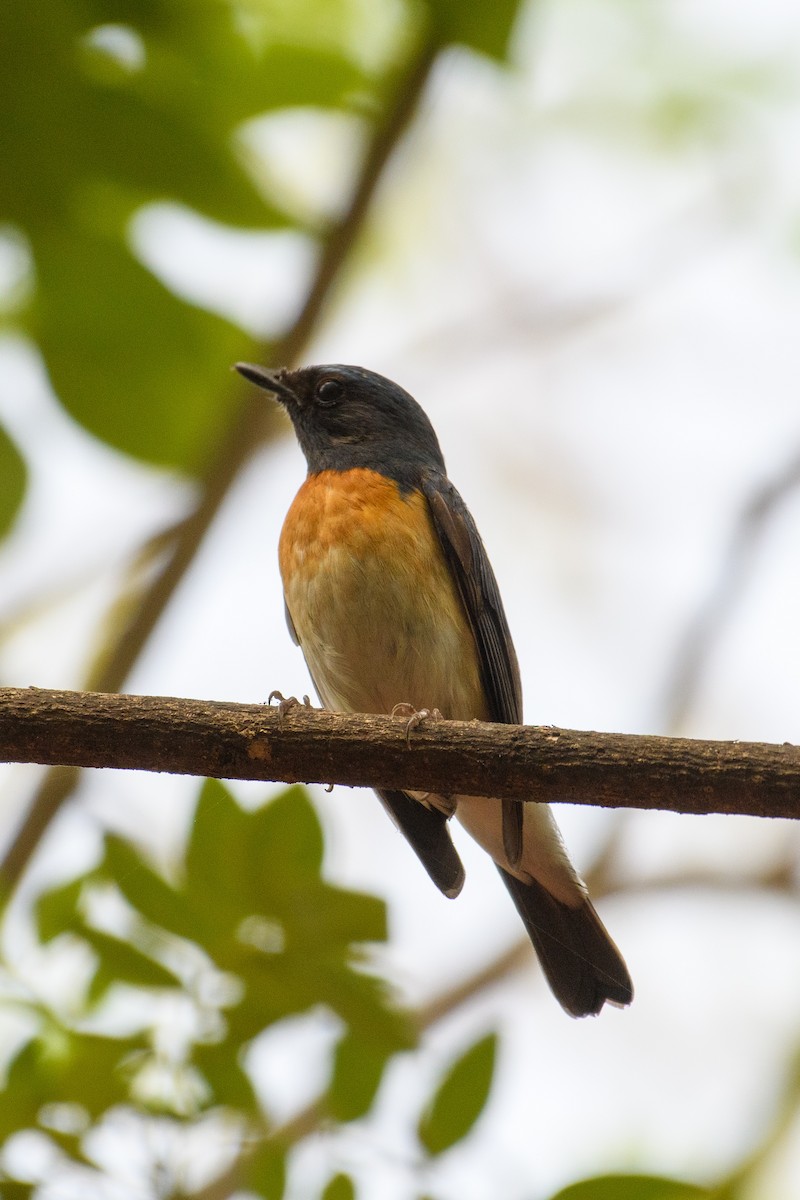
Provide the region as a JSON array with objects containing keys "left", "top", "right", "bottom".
[
  {"left": 1, "top": 687, "right": 799, "bottom": 819},
  {"left": 0, "top": 37, "right": 439, "bottom": 892},
  {"left": 662, "top": 447, "right": 800, "bottom": 733}
]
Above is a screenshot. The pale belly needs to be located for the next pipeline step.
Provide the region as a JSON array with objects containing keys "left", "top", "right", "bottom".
[{"left": 279, "top": 470, "right": 487, "bottom": 720}]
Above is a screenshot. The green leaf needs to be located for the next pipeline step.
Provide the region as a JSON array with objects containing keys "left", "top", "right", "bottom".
[
  {"left": 0, "top": 1181, "right": 35, "bottom": 1198},
  {"left": 0, "top": 2, "right": 282, "bottom": 230},
  {"left": 1, "top": 1, "right": 379, "bottom": 473},
  {"left": 418, "top": 1032, "right": 497, "bottom": 1157},
  {"left": 0, "top": 1040, "right": 42, "bottom": 1141},
  {"left": 237, "top": 44, "right": 367, "bottom": 113},
  {"left": 32, "top": 226, "right": 249, "bottom": 471},
  {"left": 35, "top": 876, "right": 85, "bottom": 942},
  {"left": 182, "top": 783, "right": 335, "bottom": 968},
  {"left": 185, "top": 779, "right": 252, "bottom": 938},
  {"left": 36, "top": 1122, "right": 90, "bottom": 1164},
  {"left": 280, "top": 883, "right": 386, "bottom": 950},
  {"left": 426, "top": 0, "right": 524, "bottom": 61},
  {"left": 222, "top": 956, "right": 308, "bottom": 1040},
  {"left": 245, "top": 785, "right": 325, "bottom": 896},
  {"left": 77, "top": 924, "right": 182, "bottom": 1002},
  {"left": 317, "top": 965, "right": 414, "bottom": 1051},
  {"left": 187, "top": 779, "right": 248, "bottom": 884},
  {"left": 321, "top": 1174, "right": 356, "bottom": 1200},
  {"left": 247, "top": 1142, "right": 287, "bottom": 1200},
  {"left": 0, "top": 1024, "right": 147, "bottom": 1139},
  {"left": 314, "top": 885, "right": 387, "bottom": 945},
  {"left": 102, "top": 833, "right": 200, "bottom": 943},
  {"left": 193, "top": 1039, "right": 259, "bottom": 1113},
  {"left": 327, "top": 1029, "right": 392, "bottom": 1121},
  {"left": 549, "top": 1177, "right": 711, "bottom": 1200},
  {"left": 0, "top": 425, "right": 26, "bottom": 540},
  {"left": 226, "top": 930, "right": 413, "bottom": 1049}
]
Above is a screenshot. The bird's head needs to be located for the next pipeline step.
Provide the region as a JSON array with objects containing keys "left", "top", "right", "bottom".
[{"left": 235, "top": 362, "right": 445, "bottom": 487}]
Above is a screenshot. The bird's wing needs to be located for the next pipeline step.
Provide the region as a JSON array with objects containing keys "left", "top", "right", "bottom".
[
  {"left": 422, "top": 473, "right": 524, "bottom": 865},
  {"left": 284, "top": 598, "right": 300, "bottom": 645}
]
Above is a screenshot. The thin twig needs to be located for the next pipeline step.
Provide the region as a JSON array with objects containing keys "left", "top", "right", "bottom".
[{"left": 663, "top": 449, "right": 800, "bottom": 733}]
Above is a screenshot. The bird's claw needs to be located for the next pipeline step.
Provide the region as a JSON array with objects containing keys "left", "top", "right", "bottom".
[
  {"left": 391, "top": 703, "right": 443, "bottom": 748},
  {"left": 268, "top": 690, "right": 313, "bottom": 720}
]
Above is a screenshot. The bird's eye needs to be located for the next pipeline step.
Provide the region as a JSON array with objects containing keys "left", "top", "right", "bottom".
[{"left": 316, "top": 378, "right": 343, "bottom": 406}]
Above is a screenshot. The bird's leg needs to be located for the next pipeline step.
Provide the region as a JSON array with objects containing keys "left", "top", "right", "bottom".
[
  {"left": 391, "top": 702, "right": 444, "bottom": 748},
  {"left": 268, "top": 690, "right": 313, "bottom": 720},
  {"left": 392, "top": 703, "right": 456, "bottom": 816}
]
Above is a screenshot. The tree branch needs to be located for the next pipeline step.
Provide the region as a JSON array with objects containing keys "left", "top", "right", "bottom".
[{"left": 1, "top": 686, "right": 799, "bottom": 819}]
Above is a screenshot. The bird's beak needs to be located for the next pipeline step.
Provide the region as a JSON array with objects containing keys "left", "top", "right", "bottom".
[{"left": 234, "top": 362, "right": 296, "bottom": 405}]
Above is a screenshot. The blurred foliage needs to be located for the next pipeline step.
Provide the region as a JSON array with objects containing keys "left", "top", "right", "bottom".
[
  {"left": 417, "top": 1031, "right": 497, "bottom": 1156},
  {"left": 549, "top": 1177, "right": 711, "bottom": 1200},
  {"left": 0, "top": 0, "right": 522, "bottom": 481},
  {"left": 0, "top": 781, "right": 532, "bottom": 1196},
  {"left": 428, "top": 0, "right": 522, "bottom": 60},
  {"left": 0, "top": 782, "right": 413, "bottom": 1195},
  {"left": 0, "top": 0, "right": 370, "bottom": 471},
  {"left": 0, "top": 780, "right": 764, "bottom": 1196},
  {"left": 0, "top": 429, "right": 26, "bottom": 542},
  {"left": 321, "top": 1174, "right": 357, "bottom": 1200}
]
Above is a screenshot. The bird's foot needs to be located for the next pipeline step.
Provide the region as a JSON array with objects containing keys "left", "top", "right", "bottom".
[
  {"left": 268, "top": 691, "right": 331, "bottom": 789},
  {"left": 268, "top": 690, "right": 313, "bottom": 720},
  {"left": 391, "top": 703, "right": 444, "bottom": 748}
]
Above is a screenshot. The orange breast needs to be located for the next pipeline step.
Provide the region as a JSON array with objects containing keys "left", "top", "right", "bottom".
[
  {"left": 280, "top": 469, "right": 426, "bottom": 577},
  {"left": 279, "top": 469, "right": 487, "bottom": 719}
]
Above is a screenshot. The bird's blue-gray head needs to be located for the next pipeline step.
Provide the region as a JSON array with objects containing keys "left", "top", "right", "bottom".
[{"left": 235, "top": 362, "right": 446, "bottom": 490}]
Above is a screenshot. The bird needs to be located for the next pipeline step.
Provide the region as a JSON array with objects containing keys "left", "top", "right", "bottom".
[{"left": 235, "top": 360, "right": 633, "bottom": 1017}]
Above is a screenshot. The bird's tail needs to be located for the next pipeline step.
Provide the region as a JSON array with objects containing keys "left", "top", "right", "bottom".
[
  {"left": 499, "top": 869, "right": 633, "bottom": 1017},
  {"left": 375, "top": 788, "right": 465, "bottom": 899}
]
